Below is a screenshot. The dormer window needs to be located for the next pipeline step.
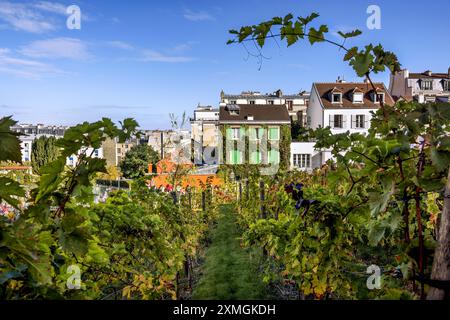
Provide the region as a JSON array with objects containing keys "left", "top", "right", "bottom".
[
  {"left": 332, "top": 93, "right": 342, "bottom": 103},
  {"left": 230, "top": 110, "right": 239, "bottom": 116},
  {"left": 421, "top": 80, "right": 433, "bottom": 90},
  {"left": 375, "top": 92, "right": 385, "bottom": 103},
  {"left": 353, "top": 93, "right": 363, "bottom": 103}
]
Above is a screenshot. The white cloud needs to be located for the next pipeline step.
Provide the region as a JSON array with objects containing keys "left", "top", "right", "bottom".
[
  {"left": 0, "top": 47, "right": 62, "bottom": 79},
  {"left": 0, "top": 1, "right": 56, "bottom": 33},
  {"left": 140, "top": 49, "right": 193, "bottom": 63},
  {"left": 32, "top": 1, "right": 67, "bottom": 15},
  {"left": 107, "top": 40, "right": 135, "bottom": 50},
  {"left": 20, "top": 37, "right": 91, "bottom": 60},
  {"left": 183, "top": 9, "right": 215, "bottom": 22}
]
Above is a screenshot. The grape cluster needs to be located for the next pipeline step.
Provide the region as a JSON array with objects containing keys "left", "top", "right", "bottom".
[{"left": 284, "top": 183, "right": 318, "bottom": 212}]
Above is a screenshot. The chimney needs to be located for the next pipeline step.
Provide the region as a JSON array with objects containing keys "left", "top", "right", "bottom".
[
  {"left": 336, "top": 76, "right": 346, "bottom": 83},
  {"left": 425, "top": 70, "right": 432, "bottom": 76},
  {"left": 275, "top": 89, "right": 283, "bottom": 97}
]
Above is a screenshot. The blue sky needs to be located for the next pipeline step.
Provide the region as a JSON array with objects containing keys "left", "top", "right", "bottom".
[{"left": 0, "top": 0, "right": 449, "bottom": 129}]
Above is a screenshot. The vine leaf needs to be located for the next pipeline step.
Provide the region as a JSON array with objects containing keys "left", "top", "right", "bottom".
[
  {"left": 0, "top": 177, "right": 25, "bottom": 208},
  {"left": 337, "top": 29, "right": 362, "bottom": 39},
  {"left": 0, "top": 116, "right": 22, "bottom": 163}
]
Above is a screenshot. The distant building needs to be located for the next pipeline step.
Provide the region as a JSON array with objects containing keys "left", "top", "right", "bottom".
[
  {"left": 219, "top": 104, "right": 290, "bottom": 166},
  {"left": 220, "top": 89, "right": 310, "bottom": 124},
  {"left": 11, "top": 124, "right": 68, "bottom": 136},
  {"left": 143, "top": 130, "right": 191, "bottom": 163},
  {"left": 190, "top": 105, "right": 220, "bottom": 165},
  {"left": 102, "top": 138, "right": 138, "bottom": 167},
  {"left": 389, "top": 68, "right": 450, "bottom": 103}
]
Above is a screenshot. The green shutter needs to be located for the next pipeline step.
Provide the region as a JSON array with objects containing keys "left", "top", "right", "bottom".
[
  {"left": 269, "top": 128, "right": 279, "bottom": 140},
  {"left": 269, "top": 150, "right": 279, "bottom": 164},
  {"left": 249, "top": 127, "right": 256, "bottom": 140},
  {"left": 226, "top": 128, "right": 232, "bottom": 140},
  {"left": 240, "top": 127, "right": 245, "bottom": 139},
  {"left": 250, "top": 151, "right": 261, "bottom": 164},
  {"left": 259, "top": 128, "right": 265, "bottom": 140}
]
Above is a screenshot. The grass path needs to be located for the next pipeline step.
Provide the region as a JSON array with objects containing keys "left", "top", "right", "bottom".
[{"left": 192, "top": 205, "right": 267, "bottom": 300}]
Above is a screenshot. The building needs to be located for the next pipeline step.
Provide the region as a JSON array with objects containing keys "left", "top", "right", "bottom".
[
  {"left": 219, "top": 104, "right": 291, "bottom": 168},
  {"left": 190, "top": 105, "right": 220, "bottom": 165},
  {"left": 220, "top": 89, "right": 309, "bottom": 124},
  {"left": 305, "top": 80, "right": 395, "bottom": 166},
  {"left": 11, "top": 124, "right": 68, "bottom": 136},
  {"left": 143, "top": 130, "right": 191, "bottom": 164},
  {"left": 18, "top": 133, "right": 102, "bottom": 167},
  {"left": 290, "top": 142, "right": 321, "bottom": 172},
  {"left": 102, "top": 138, "right": 138, "bottom": 166},
  {"left": 389, "top": 69, "right": 450, "bottom": 103}
]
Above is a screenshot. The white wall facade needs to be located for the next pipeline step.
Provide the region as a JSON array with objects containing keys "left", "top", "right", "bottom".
[{"left": 290, "top": 142, "right": 322, "bottom": 170}]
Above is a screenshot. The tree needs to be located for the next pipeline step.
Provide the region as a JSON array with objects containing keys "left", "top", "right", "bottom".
[
  {"left": 31, "top": 136, "right": 60, "bottom": 174},
  {"left": 119, "top": 144, "right": 160, "bottom": 179}
]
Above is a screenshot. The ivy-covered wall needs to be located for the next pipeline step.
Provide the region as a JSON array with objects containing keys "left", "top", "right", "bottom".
[{"left": 219, "top": 123, "right": 291, "bottom": 173}]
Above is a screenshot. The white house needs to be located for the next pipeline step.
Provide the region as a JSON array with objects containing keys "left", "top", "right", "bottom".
[
  {"left": 290, "top": 142, "right": 321, "bottom": 171},
  {"left": 389, "top": 69, "right": 450, "bottom": 103},
  {"left": 305, "top": 80, "right": 395, "bottom": 166}
]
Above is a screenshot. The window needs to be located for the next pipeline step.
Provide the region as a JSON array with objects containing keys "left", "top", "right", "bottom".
[
  {"left": 249, "top": 100, "right": 256, "bottom": 105},
  {"left": 375, "top": 93, "right": 385, "bottom": 103},
  {"left": 250, "top": 127, "right": 263, "bottom": 140},
  {"left": 293, "top": 154, "right": 311, "bottom": 168},
  {"left": 286, "top": 100, "right": 293, "bottom": 111},
  {"left": 232, "top": 128, "right": 240, "bottom": 140},
  {"left": 421, "top": 80, "right": 433, "bottom": 90},
  {"left": 268, "top": 127, "right": 280, "bottom": 140},
  {"left": 267, "top": 100, "right": 274, "bottom": 105},
  {"left": 353, "top": 93, "right": 363, "bottom": 103},
  {"left": 332, "top": 114, "right": 344, "bottom": 128},
  {"left": 117, "top": 148, "right": 122, "bottom": 154},
  {"left": 332, "top": 93, "right": 342, "bottom": 103},
  {"left": 268, "top": 150, "right": 280, "bottom": 164},
  {"left": 355, "top": 115, "right": 365, "bottom": 129},
  {"left": 229, "top": 149, "right": 242, "bottom": 164},
  {"left": 94, "top": 150, "right": 99, "bottom": 157},
  {"left": 443, "top": 80, "right": 450, "bottom": 92},
  {"left": 250, "top": 150, "right": 262, "bottom": 164},
  {"left": 230, "top": 100, "right": 237, "bottom": 104}
]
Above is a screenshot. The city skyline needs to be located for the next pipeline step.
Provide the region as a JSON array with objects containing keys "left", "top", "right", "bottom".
[{"left": 1, "top": 0, "right": 449, "bottom": 129}]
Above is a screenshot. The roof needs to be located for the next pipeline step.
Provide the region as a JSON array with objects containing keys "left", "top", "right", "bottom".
[
  {"left": 223, "top": 91, "right": 310, "bottom": 100},
  {"left": 313, "top": 82, "right": 395, "bottom": 109},
  {"left": 219, "top": 104, "right": 290, "bottom": 123},
  {"left": 409, "top": 71, "right": 450, "bottom": 79}
]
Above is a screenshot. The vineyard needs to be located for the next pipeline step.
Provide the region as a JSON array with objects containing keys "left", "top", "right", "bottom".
[{"left": 0, "top": 98, "right": 449, "bottom": 300}]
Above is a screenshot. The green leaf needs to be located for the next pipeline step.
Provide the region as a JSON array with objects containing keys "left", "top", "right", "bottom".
[
  {"left": 0, "top": 116, "right": 22, "bottom": 163},
  {"left": 299, "top": 12, "right": 319, "bottom": 25},
  {"left": 349, "top": 46, "right": 374, "bottom": 77},
  {"left": 430, "top": 147, "right": 450, "bottom": 172},
  {"left": 337, "top": 29, "right": 362, "bottom": 39},
  {"left": 308, "top": 25, "right": 328, "bottom": 45},
  {"left": 368, "top": 222, "right": 386, "bottom": 246},
  {"left": 35, "top": 157, "right": 66, "bottom": 203},
  {"left": 0, "top": 177, "right": 25, "bottom": 208},
  {"left": 59, "top": 228, "right": 90, "bottom": 256}
]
